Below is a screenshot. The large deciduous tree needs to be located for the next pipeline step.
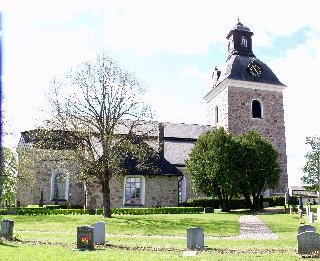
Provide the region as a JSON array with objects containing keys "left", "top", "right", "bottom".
[
  {"left": 186, "top": 128, "right": 240, "bottom": 212},
  {"left": 186, "top": 128, "right": 280, "bottom": 211},
  {"left": 238, "top": 131, "right": 280, "bottom": 210},
  {"left": 301, "top": 137, "right": 320, "bottom": 195},
  {"left": 45, "top": 53, "right": 155, "bottom": 218}
]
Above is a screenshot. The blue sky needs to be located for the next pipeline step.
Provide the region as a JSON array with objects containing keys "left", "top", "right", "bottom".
[{"left": 1, "top": 0, "right": 320, "bottom": 186}]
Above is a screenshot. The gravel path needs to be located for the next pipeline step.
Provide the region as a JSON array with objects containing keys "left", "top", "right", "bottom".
[{"left": 228, "top": 215, "right": 278, "bottom": 240}]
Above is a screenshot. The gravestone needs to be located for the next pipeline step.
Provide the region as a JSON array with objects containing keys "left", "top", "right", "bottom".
[
  {"left": 306, "top": 205, "right": 311, "bottom": 217},
  {"left": 285, "top": 191, "right": 290, "bottom": 205},
  {"left": 309, "top": 212, "right": 315, "bottom": 223},
  {"left": 298, "top": 209, "right": 303, "bottom": 219},
  {"left": 92, "top": 221, "right": 105, "bottom": 245},
  {"left": 297, "top": 231, "right": 320, "bottom": 255},
  {"left": 298, "top": 225, "right": 316, "bottom": 234},
  {"left": 317, "top": 207, "right": 320, "bottom": 222},
  {"left": 299, "top": 195, "right": 303, "bottom": 210},
  {"left": 1, "top": 219, "right": 14, "bottom": 240},
  {"left": 204, "top": 207, "right": 213, "bottom": 213},
  {"left": 289, "top": 206, "right": 293, "bottom": 215},
  {"left": 77, "top": 226, "right": 94, "bottom": 250},
  {"left": 187, "top": 227, "right": 204, "bottom": 250}
]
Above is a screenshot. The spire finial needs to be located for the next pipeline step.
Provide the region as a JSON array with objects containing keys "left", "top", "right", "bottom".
[{"left": 237, "top": 16, "right": 240, "bottom": 23}]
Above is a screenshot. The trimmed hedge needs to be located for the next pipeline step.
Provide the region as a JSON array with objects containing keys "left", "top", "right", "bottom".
[
  {"left": 0, "top": 209, "right": 8, "bottom": 215},
  {"left": 184, "top": 198, "right": 247, "bottom": 209},
  {"left": 16, "top": 208, "right": 88, "bottom": 215},
  {"left": 0, "top": 207, "right": 203, "bottom": 216},
  {"left": 184, "top": 196, "right": 297, "bottom": 209},
  {"left": 107, "top": 207, "right": 204, "bottom": 215}
]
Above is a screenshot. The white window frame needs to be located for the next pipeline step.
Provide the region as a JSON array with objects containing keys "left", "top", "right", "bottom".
[
  {"left": 241, "top": 36, "right": 248, "bottom": 47},
  {"left": 215, "top": 106, "right": 219, "bottom": 124},
  {"left": 123, "top": 176, "right": 145, "bottom": 206},
  {"left": 179, "top": 176, "right": 187, "bottom": 203},
  {"left": 251, "top": 99, "right": 263, "bottom": 119},
  {"left": 50, "top": 169, "right": 70, "bottom": 201}
]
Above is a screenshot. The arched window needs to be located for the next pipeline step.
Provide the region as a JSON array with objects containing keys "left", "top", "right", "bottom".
[
  {"left": 252, "top": 99, "right": 262, "bottom": 119},
  {"left": 178, "top": 176, "right": 187, "bottom": 204},
  {"left": 215, "top": 106, "right": 219, "bottom": 124},
  {"left": 50, "top": 170, "right": 69, "bottom": 201},
  {"left": 123, "top": 176, "right": 145, "bottom": 206}
]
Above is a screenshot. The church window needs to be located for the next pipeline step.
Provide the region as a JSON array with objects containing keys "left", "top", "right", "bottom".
[
  {"left": 50, "top": 170, "right": 69, "bottom": 201},
  {"left": 124, "top": 176, "right": 145, "bottom": 206},
  {"left": 178, "top": 176, "right": 187, "bottom": 204},
  {"left": 252, "top": 99, "right": 262, "bottom": 119},
  {"left": 215, "top": 106, "right": 219, "bottom": 124}
]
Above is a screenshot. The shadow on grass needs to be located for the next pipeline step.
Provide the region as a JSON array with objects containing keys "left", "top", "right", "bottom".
[{"left": 0, "top": 240, "right": 18, "bottom": 248}]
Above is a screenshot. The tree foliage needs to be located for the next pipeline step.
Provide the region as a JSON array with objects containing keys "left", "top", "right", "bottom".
[
  {"left": 301, "top": 137, "right": 320, "bottom": 191},
  {"left": 0, "top": 147, "right": 17, "bottom": 208},
  {"left": 44, "top": 52, "right": 155, "bottom": 217},
  {"left": 186, "top": 128, "right": 280, "bottom": 211},
  {"left": 186, "top": 128, "right": 240, "bottom": 211},
  {"left": 238, "top": 131, "right": 280, "bottom": 209}
]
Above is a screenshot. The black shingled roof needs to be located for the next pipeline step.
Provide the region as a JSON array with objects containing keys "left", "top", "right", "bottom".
[{"left": 215, "top": 55, "right": 285, "bottom": 87}]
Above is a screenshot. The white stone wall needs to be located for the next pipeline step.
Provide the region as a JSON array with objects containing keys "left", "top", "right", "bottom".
[{"left": 207, "top": 86, "right": 229, "bottom": 128}]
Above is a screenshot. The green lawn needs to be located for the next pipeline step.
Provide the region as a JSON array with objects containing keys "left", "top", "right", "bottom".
[
  {"left": 0, "top": 212, "right": 312, "bottom": 260},
  {"left": 2, "top": 213, "right": 240, "bottom": 236}
]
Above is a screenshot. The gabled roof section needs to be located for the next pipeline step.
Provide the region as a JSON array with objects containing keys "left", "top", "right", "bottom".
[
  {"left": 163, "top": 122, "right": 212, "bottom": 140},
  {"left": 20, "top": 129, "right": 81, "bottom": 150}
]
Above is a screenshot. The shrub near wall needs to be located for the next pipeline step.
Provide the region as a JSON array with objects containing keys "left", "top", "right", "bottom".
[
  {"left": 184, "top": 198, "right": 247, "bottom": 209},
  {"left": 96, "top": 207, "right": 204, "bottom": 215},
  {"left": 1, "top": 206, "right": 203, "bottom": 216},
  {"left": 185, "top": 196, "right": 295, "bottom": 209}
]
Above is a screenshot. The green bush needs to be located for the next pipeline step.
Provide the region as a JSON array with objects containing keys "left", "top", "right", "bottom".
[
  {"left": 110, "top": 207, "right": 204, "bottom": 215},
  {"left": 0, "top": 209, "right": 8, "bottom": 215},
  {"left": 184, "top": 198, "right": 247, "bottom": 209},
  {"left": 44, "top": 205, "right": 68, "bottom": 210},
  {"left": 184, "top": 198, "right": 220, "bottom": 208},
  {"left": 1, "top": 206, "right": 202, "bottom": 216},
  {"left": 16, "top": 208, "right": 87, "bottom": 215},
  {"left": 263, "top": 196, "right": 295, "bottom": 207}
]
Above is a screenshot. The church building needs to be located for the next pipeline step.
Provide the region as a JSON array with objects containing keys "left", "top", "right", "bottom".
[{"left": 16, "top": 21, "right": 288, "bottom": 208}]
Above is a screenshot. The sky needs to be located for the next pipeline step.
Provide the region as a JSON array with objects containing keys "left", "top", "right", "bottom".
[{"left": 1, "top": 0, "right": 320, "bottom": 186}]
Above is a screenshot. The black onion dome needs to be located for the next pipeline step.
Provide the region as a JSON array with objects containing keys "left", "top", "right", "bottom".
[
  {"left": 216, "top": 55, "right": 285, "bottom": 86},
  {"left": 233, "top": 21, "right": 250, "bottom": 32}
]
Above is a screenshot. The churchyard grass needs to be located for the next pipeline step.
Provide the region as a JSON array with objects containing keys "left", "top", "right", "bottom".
[
  {"left": 1, "top": 213, "right": 240, "bottom": 237},
  {"left": 0, "top": 212, "right": 314, "bottom": 260}
]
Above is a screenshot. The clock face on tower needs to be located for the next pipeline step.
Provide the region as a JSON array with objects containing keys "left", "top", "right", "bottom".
[{"left": 248, "top": 61, "right": 262, "bottom": 77}]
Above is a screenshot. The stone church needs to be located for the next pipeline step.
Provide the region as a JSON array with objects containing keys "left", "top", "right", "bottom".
[{"left": 16, "top": 21, "right": 288, "bottom": 208}]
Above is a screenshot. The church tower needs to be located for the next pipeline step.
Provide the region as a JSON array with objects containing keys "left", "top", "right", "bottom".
[{"left": 204, "top": 21, "right": 288, "bottom": 194}]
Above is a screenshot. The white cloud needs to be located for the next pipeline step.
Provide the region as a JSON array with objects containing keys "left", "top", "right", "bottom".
[
  {"left": 179, "top": 66, "right": 212, "bottom": 87},
  {"left": 270, "top": 30, "right": 320, "bottom": 186},
  {"left": 2, "top": 0, "right": 320, "bottom": 189}
]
